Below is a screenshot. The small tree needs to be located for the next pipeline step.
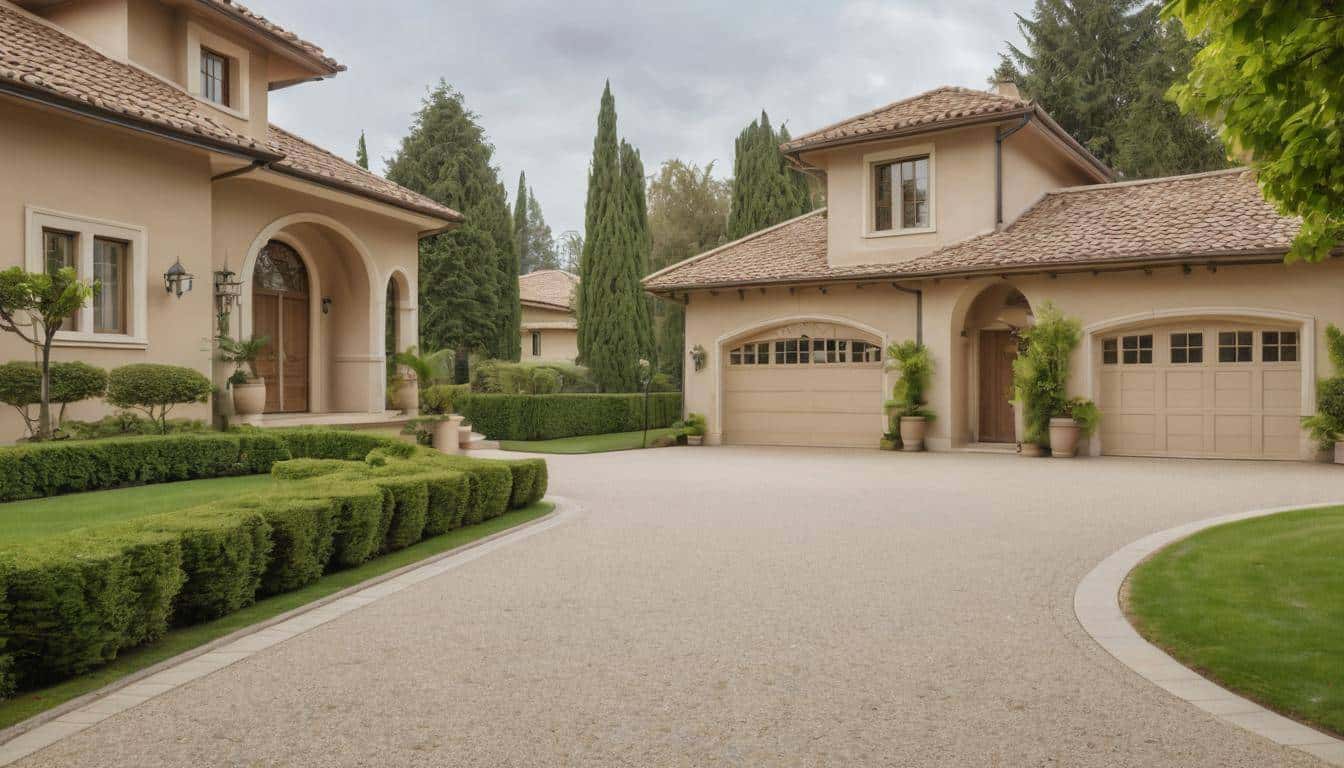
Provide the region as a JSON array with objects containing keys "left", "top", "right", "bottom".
[
  {"left": 0, "top": 267, "right": 95, "bottom": 440},
  {"left": 106, "top": 364, "right": 211, "bottom": 434},
  {"left": 884, "top": 341, "right": 935, "bottom": 420},
  {"left": 1011, "top": 303, "right": 1100, "bottom": 446},
  {"left": 0, "top": 361, "right": 106, "bottom": 437},
  {"left": 1303, "top": 324, "right": 1344, "bottom": 450}
]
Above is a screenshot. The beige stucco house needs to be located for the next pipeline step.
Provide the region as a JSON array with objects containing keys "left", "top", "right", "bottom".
[
  {"left": 646, "top": 85, "right": 1338, "bottom": 461},
  {"left": 0, "top": 0, "right": 458, "bottom": 436},
  {"left": 519, "top": 269, "right": 578, "bottom": 362}
]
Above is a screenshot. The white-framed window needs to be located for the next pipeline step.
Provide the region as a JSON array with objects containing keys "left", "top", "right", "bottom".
[
  {"left": 1218, "top": 330, "right": 1254, "bottom": 363},
  {"left": 1262, "top": 330, "right": 1298, "bottom": 363},
  {"left": 186, "top": 23, "right": 250, "bottom": 118},
  {"left": 727, "top": 338, "right": 881, "bottom": 366},
  {"left": 864, "top": 144, "right": 935, "bottom": 237},
  {"left": 1169, "top": 332, "right": 1204, "bottom": 364},
  {"left": 200, "top": 47, "right": 230, "bottom": 107},
  {"left": 25, "top": 206, "right": 148, "bottom": 348},
  {"left": 1101, "top": 334, "right": 1152, "bottom": 365}
]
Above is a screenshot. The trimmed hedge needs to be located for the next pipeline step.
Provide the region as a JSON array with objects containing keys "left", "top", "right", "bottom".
[
  {"left": 0, "top": 433, "right": 290, "bottom": 503},
  {"left": 460, "top": 392, "right": 682, "bottom": 441},
  {"left": 0, "top": 429, "right": 548, "bottom": 694}
]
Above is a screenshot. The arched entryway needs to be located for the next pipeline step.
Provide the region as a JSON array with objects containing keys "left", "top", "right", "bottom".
[
  {"left": 252, "top": 240, "right": 310, "bottom": 413},
  {"left": 957, "top": 283, "right": 1034, "bottom": 445}
]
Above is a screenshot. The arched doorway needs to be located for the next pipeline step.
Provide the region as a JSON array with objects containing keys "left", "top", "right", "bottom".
[
  {"left": 961, "top": 284, "right": 1033, "bottom": 444},
  {"left": 252, "top": 240, "right": 310, "bottom": 413}
]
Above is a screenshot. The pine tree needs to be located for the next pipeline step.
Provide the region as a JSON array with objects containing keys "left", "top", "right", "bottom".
[
  {"left": 727, "top": 112, "right": 812, "bottom": 240},
  {"left": 994, "top": 0, "right": 1226, "bottom": 178},
  {"left": 577, "top": 82, "right": 654, "bottom": 391},
  {"left": 513, "top": 172, "right": 530, "bottom": 273},
  {"left": 356, "top": 131, "right": 369, "bottom": 170},
  {"left": 385, "top": 82, "right": 517, "bottom": 359},
  {"left": 526, "top": 191, "right": 560, "bottom": 271}
]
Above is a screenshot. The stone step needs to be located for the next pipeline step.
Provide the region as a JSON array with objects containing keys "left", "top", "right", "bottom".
[{"left": 461, "top": 430, "right": 499, "bottom": 451}]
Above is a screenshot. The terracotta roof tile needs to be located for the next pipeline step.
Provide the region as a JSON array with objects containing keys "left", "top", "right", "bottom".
[
  {"left": 267, "top": 125, "right": 462, "bottom": 222},
  {"left": 0, "top": 2, "right": 264, "bottom": 153},
  {"left": 519, "top": 269, "right": 579, "bottom": 310},
  {"left": 782, "top": 86, "right": 1030, "bottom": 154},
  {"left": 197, "top": 0, "right": 342, "bottom": 73},
  {"left": 643, "top": 170, "right": 1299, "bottom": 291}
]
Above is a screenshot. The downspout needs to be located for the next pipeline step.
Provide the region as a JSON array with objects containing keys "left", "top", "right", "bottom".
[
  {"left": 211, "top": 159, "right": 270, "bottom": 182},
  {"left": 892, "top": 284, "right": 923, "bottom": 346},
  {"left": 995, "top": 113, "right": 1033, "bottom": 228}
]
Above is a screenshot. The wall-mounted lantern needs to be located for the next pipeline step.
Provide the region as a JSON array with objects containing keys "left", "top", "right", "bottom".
[
  {"left": 214, "top": 266, "right": 243, "bottom": 310},
  {"left": 322, "top": 297, "right": 333, "bottom": 315},
  {"left": 164, "top": 258, "right": 194, "bottom": 299}
]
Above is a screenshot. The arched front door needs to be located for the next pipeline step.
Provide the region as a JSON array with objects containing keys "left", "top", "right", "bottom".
[{"left": 252, "top": 240, "right": 310, "bottom": 413}]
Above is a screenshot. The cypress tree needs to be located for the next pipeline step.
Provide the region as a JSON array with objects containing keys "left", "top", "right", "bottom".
[
  {"left": 356, "top": 131, "right": 369, "bottom": 170},
  {"left": 727, "top": 112, "right": 812, "bottom": 240},
  {"left": 577, "top": 82, "right": 653, "bottom": 391},
  {"left": 526, "top": 190, "right": 560, "bottom": 271},
  {"left": 513, "top": 172, "right": 530, "bottom": 274}
]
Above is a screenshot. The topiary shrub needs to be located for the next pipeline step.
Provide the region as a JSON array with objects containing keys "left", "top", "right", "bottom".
[
  {"left": 106, "top": 364, "right": 211, "bottom": 434},
  {"left": 530, "top": 367, "right": 561, "bottom": 395},
  {"left": 460, "top": 392, "right": 682, "bottom": 441},
  {"left": 64, "top": 413, "right": 209, "bottom": 440},
  {"left": 0, "top": 361, "right": 108, "bottom": 437},
  {"left": 421, "top": 384, "right": 470, "bottom": 415}
]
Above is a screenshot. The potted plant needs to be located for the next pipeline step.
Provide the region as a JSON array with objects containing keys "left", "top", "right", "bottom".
[
  {"left": 390, "top": 346, "right": 441, "bottom": 415},
  {"left": 884, "top": 340, "right": 934, "bottom": 452},
  {"left": 678, "top": 412, "right": 707, "bottom": 446},
  {"left": 1303, "top": 324, "right": 1344, "bottom": 463},
  {"left": 1011, "top": 303, "right": 1097, "bottom": 457},
  {"left": 217, "top": 334, "right": 268, "bottom": 416}
]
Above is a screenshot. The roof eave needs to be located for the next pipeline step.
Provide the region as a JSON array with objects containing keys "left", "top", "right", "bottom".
[
  {"left": 781, "top": 107, "right": 1032, "bottom": 157},
  {"left": 190, "top": 0, "right": 344, "bottom": 78},
  {"left": 266, "top": 164, "right": 465, "bottom": 225}
]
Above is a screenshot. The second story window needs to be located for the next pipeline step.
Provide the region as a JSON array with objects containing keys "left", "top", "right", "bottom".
[
  {"left": 201, "top": 48, "right": 230, "bottom": 106},
  {"left": 874, "top": 156, "right": 930, "bottom": 232}
]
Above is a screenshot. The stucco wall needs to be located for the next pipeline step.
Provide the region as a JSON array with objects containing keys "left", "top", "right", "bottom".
[
  {"left": 520, "top": 305, "right": 578, "bottom": 362},
  {"left": 0, "top": 100, "right": 216, "bottom": 437}
]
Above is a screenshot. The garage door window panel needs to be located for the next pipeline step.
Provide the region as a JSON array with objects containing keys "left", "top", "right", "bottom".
[
  {"left": 1170, "top": 332, "right": 1203, "bottom": 364},
  {"left": 1122, "top": 334, "right": 1153, "bottom": 364},
  {"left": 1263, "top": 331, "right": 1297, "bottom": 363},
  {"left": 1218, "top": 331, "right": 1253, "bottom": 363}
]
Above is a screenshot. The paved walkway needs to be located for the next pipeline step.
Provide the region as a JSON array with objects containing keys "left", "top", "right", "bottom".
[{"left": 16, "top": 448, "right": 1344, "bottom": 767}]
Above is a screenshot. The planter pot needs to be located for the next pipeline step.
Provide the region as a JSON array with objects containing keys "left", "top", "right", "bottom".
[
  {"left": 1019, "top": 442, "right": 1044, "bottom": 458},
  {"left": 686, "top": 434, "right": 704, "bottom": 446},
  {"left": 232, "top": 378, "right": 266, "bottom": 416},
  {"left": 433, "top": 416, "right": 464, "bottom": 454},
  {"left": 392, "top": 379, "right": 419, "bottom": 416},
  {"left": 1048, "top": 417, "right": 1081, "bottom": 458},
  {"left": 1334, "top": 441, "right": 1344, "bottom": 465},
  {"left": 899, "top": 416, "right": 928, "bottom": 452}
]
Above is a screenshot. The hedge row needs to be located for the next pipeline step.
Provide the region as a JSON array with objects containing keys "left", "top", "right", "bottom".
[
  {"left": 0, "top": 430, "right": 547, "bottom": 696},
  {"left": 460, "top": 393, "right": 682, "bottom": 441},
  {"left": 0, "top": 433, "right": 289, "bottom": 503}
]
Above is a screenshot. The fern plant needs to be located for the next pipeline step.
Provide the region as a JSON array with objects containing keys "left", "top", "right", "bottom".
[
  {"left": 884, "top": 340, "right": 934, "bottom": 420},
  {"left": 1010, "top": 303, "right": 1098, "bottom": 446},
  {"left": 217, "top": 334, "right": 269, "bottom": 384}
]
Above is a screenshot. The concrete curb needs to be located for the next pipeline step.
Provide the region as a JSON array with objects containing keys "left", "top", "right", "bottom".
[
  {"left": 1074, "top": 501, "right": 1344, "bottom": 766},
  {"left": 0, "top": 498, "right": 576, "bottom": 766}
]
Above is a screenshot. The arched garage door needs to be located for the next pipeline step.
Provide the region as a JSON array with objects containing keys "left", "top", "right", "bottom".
[
  {"left": 722, "top": 322, "right": 886, "bottom": 448},
  {"left": 1097, "top": 320, "right": 1303, "bottom": 459}
]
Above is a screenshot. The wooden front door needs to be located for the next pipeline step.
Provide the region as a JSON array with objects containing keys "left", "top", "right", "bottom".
[
  {"left": 253, "top": 290, "right": 309, "bottom": 413},
  {"left": 978, "top": 330, "right": 1017, "bottom": 442}
]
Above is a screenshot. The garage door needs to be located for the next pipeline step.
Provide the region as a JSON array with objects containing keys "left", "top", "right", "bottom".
[
  {"left": 723, "top": 327, "right": 885, "bottom": 448},
  {"left": 1097, "top": 322, "right": 1302, "bottom": 459}
]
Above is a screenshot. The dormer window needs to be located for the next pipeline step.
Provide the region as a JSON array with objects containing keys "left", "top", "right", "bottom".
[
  {"left": 200, "top": 47, "right": 230, "bottom": 106},
  {"left": 873, "top": 155, "right": 930, "bottom": 231}
]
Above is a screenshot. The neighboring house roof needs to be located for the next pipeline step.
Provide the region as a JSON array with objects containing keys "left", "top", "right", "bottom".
[
  {"left": 519, "top": 269, "right": 579, "bottom": 311},
  {"left": 267, "top": 126, "right": 462, "bottom": 223},
  {"left": 0, "top": 3, "right": 459, "bottom": 224},
  {"left": 781, "top": 86, "right": 1112, "bottom": 181},
  {"left": 195, "top": 0, "right": 343, "bottom": 75},
  {"left": 643, "top": 169, "right": 1301, "bottom": 292}
]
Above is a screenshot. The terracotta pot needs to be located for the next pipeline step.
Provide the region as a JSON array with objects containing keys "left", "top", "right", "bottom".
[
  {"left": 433, "top": 416, "right": 463, "bottom": 454},
  {"left": 232, "top": 378, "right": 266, "bottom": 416},
  {"left": 1020, "top": 442, "right": 1044, "bottom": 457},
  {"left": 899, "top": 416, "right": 928, "bottom": 452},
  {"left": 392, "top": 379, "right": 419, "bottom": 415},
  {"left": 687, "top": 434, "right": 703, "bottom": 446},
  {"left": 1048, "top": 417, "right": 1081, "bottom": 458},
  {"left": 1334, "top": 441, "right": 1344, "bottom": 465}
]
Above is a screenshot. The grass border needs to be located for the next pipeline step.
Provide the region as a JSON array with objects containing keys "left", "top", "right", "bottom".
[{"left": 0, "top": 500, "right": 556, "bottom": 739}]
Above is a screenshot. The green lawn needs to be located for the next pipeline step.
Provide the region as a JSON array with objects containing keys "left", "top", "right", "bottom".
[
  {"left": 0, "top": 501, "right": 553, "bottom": 730},
  {"left": 0, "top": 475, "right": 277, "bottom": 542},
  {"left": 499, "top": 427, "right": 684, "bottom": 454},
  {"left": 1127, "top": 506, "right": 1344, "bottom": 736}
]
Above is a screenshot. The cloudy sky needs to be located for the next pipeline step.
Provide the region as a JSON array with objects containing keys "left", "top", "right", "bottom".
[{"left": 265, "top": 0, "right": 1034, "bottom": 237}]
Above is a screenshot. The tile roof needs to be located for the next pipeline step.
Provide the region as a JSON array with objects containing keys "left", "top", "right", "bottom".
[
  {"left": 643, "top": 170, "right": 1300, "bottom": 292},
  {"left": 267, "top": 126, "right": 462, "bottom": 222},
  {"left": 519, "top": 269, "right": 579, "bottom": 311},
  {"left": 782, "top": 86, "right": 1030, "bottom": 154},
  {"left": 196, "top": 0, "right": 342, "bottom": 74},
  {"left": 0, "top": 1, "right": 266, "bottom": 153}
]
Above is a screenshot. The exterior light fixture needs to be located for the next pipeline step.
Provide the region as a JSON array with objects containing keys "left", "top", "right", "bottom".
[
  {"left": 322, "top": 297, "right": 333, "bottom": 315},
  {"left": 214, "top": 265, "right": 243, "bottom": 310},
  {"left": 164, "top": 258, "right": 194, "bottom": 298}
]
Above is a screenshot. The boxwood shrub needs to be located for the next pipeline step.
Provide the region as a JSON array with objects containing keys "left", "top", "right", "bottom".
[
  {"left": 0, "top": 429, "right": 549, "bottom": 697},
  {"left": 460, "top": 392, "right": 682, "bottom": 441}
]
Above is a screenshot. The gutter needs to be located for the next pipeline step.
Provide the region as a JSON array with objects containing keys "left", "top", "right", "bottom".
[
  {"left": 211, "top": 159, "right": 270, "bottom": 182},
  {"left": 995, "top": 113, "right": 1033, "bottom": 228},
  {"left": 266, "top": 164, "right": 465, "bottom": 225}
]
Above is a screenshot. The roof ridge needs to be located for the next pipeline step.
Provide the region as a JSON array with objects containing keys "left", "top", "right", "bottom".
[
  {"left": 1049, "top": 167, "right": 1248, "bottom": 196},
  {"left": 642, "top": 208, "right": 827, "bottom": 285},
  {"left": 784, "top": 85, "right": 1024, "bottom": 149}
]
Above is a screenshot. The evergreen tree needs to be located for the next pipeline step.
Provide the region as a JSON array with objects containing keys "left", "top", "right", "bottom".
[
  {"left": 577, "top": 82, "right": 653, "bottom": 391},
  {"left": 557, "top": 231, "right": 583, "bottom": 272},
  {"left": 647, "top": 159, "right": 730, "bottom": 382},
  {"left": 526, "top": 191, "right": 560, "bottom": 271},
  {"left": 994, "top": 0, "right": 1226, "bottom": 178},
  {"left": 356, "top": 131, "right": 369, "bottom": 170},
  {"left": 513, "top": 172, "right": 530, "bottom": 273},
  {"left": 385, "top": 82, "right": 518, "bottom": 359},
  {"left": 727, "top": 112, "right": 813, "bottom": 240}
]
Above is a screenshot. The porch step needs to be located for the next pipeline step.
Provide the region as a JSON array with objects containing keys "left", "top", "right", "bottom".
[{"left": 456, "top": 423, "right": 498, "bottom": 451}]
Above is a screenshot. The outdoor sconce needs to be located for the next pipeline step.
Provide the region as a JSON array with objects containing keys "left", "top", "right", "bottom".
[
  {"left": 164, "top": 258, "right": 194, "bottom": 299},
  {"left": 322, "top": 297, "right": 333, "bottom": 315},
  {"left": 689, "top": 344, "right": 707, "bottom": 372},
  {"left": 213, "top": 266, "right": 243, "bottom": 310}
]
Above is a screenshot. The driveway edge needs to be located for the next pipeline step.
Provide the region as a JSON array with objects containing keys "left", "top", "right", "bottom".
[
  {"left": 1074, "top": 501, "right": 1344, "bottom": 766},
  {"left": 0, "top": 497, "right": 577, "bottom": 766}
]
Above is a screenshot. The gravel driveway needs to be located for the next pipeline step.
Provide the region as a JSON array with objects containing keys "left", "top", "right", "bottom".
[{"left": 17, "top": 448, "right": 1344, "bottom": 767}]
